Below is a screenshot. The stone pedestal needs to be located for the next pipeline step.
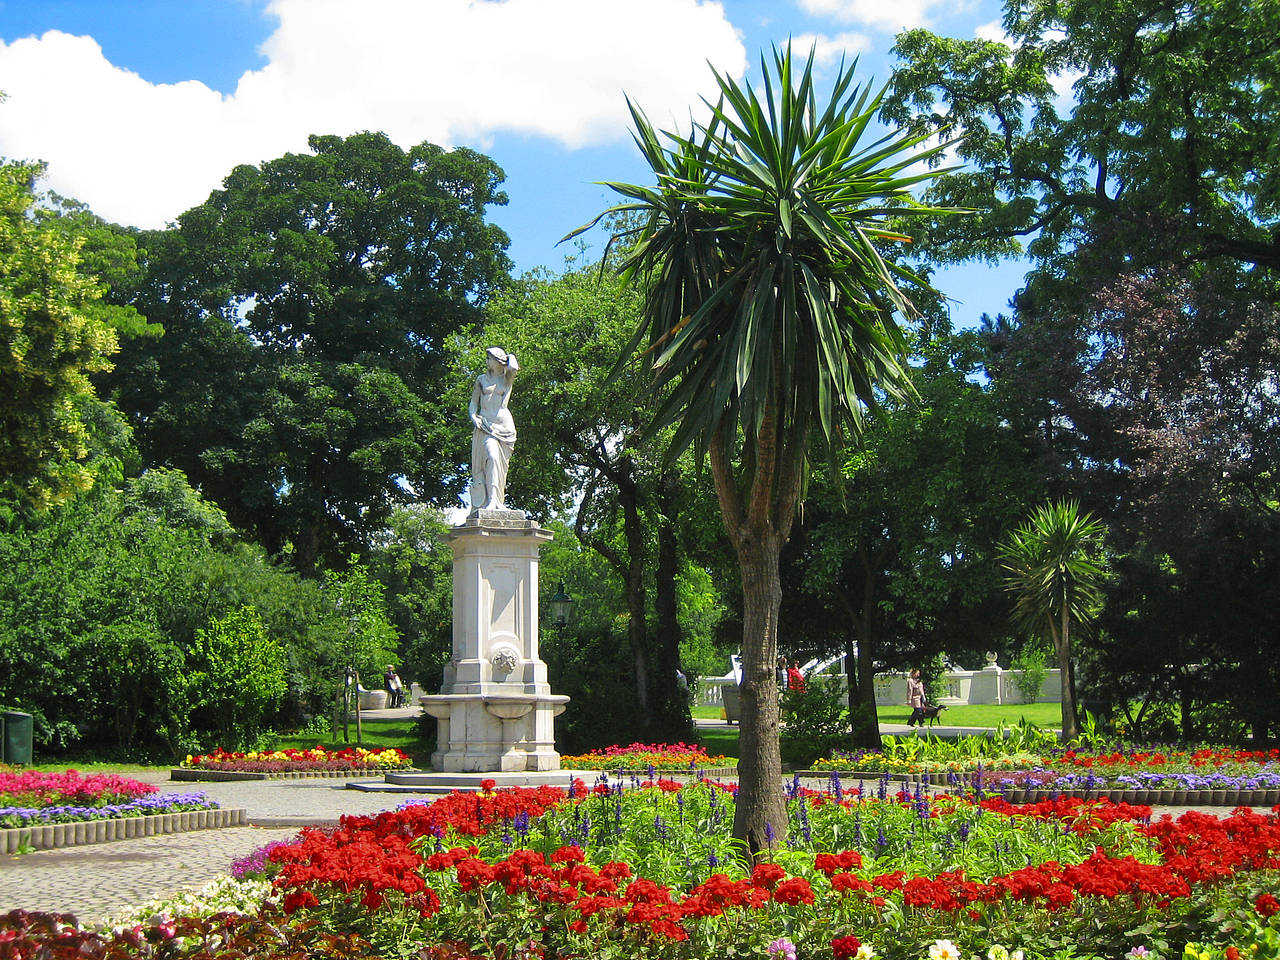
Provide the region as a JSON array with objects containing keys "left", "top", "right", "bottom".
[{"left": 421, "top": 510, "right": 568, "bottom": 772}]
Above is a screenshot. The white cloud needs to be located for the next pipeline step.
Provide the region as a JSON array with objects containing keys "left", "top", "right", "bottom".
[
  {"left": 974, "top": 19, "right": 1009, "bottom": 43},
  {"left": 0, "top": 0, "right": 746, "bottom": 229},
  {"left": 795, "top": 0, "right": 950, "bottom": 32},
  {"left": 790, "top": 31, "right": 870, "bottom": 65}
]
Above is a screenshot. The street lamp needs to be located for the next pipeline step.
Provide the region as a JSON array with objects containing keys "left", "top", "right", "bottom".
[{"left": 548, "top": 581, "right": 574, "bottom": 636}]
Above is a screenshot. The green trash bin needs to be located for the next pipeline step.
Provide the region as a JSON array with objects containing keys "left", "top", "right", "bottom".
[{"left": 1, "top": 710, "right": 33, "bottom": 765}]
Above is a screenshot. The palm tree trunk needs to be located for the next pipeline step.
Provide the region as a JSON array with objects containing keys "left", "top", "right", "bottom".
[
  {"left": 1057, "top": 607, "right": 1078, "bottom": 741},
  {"left": 733, "top": 536, "right": 788, "bottom": 854}
]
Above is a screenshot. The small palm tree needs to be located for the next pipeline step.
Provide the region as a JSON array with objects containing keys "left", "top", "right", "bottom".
[
  {"left": 571, "top": 45, "right": 957, "bottom": 851},
  {"left": 999, "top": 499, "right": 1108, "bottom": 742}
]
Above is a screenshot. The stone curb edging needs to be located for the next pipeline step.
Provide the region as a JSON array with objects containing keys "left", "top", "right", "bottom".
[
  {"left": 565, "top": 766, "right": 738, "bottom": 780},
  {"left": 171, "top": 767, "right": 412, "bottom": 781},
  {"left": 0, "top": 808, "right": 248, "bottom": 855},
  {"left": 793, "top": 770, "right": 1280, "bottom": 807}
]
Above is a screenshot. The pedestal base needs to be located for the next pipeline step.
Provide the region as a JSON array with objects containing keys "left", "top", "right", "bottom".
[{"left": 422, "top": 693, "right": 569, "bottom": 772}]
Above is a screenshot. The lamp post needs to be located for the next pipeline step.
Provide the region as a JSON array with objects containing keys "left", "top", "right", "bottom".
[{"left": 548, "top": 581, "right": 574, "bottom": 637}]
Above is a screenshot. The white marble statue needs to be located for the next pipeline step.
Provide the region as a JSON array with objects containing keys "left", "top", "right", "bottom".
[{"left": 469, "top": 347, "right": 519, "bottom": 511}]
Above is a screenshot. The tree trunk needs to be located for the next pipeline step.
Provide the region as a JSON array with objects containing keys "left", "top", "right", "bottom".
[
  {"left": 652, "top": 510, "right": 690, "bottom": 741},
  {"left": 1056, "top": 608, "right": 1078, "bottom": 741},
  {"left": 850, "top": 546, "right": 883, "bottom": 749},
  {"left": 732, "top": 536, "right": 788, "bottom": 855},
  {"left": 618, "top": 460, "right": 650, "bottom": 714}
]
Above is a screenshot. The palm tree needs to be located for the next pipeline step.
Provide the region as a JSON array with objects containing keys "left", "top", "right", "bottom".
[
  {"left": 999, "top": 499, "right": 1108, "bottom": 742},
  {"left": 571, "top": 46, "right": 956, "bottom": 852}
]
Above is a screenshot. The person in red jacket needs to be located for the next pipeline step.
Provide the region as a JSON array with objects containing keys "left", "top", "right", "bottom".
[{"left": 786, "top": 660, "right": 806, "bottom": 692}]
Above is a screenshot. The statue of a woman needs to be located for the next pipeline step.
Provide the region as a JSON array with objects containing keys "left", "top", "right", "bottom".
[{"left": 469, "top": 347, "right": 519, "bottom": 511}]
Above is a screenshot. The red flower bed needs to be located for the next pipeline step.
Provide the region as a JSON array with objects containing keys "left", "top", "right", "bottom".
[{"left": 266, "top": 779, "right": 1280, "bottom": 949}]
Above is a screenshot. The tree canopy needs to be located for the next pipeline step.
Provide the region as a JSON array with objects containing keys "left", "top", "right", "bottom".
[
  {"left": 0, "top": 162, "right": 144, "bottom": 508},
  {"left": 104, "top": 132, "right": 513, "bottom": 573}
]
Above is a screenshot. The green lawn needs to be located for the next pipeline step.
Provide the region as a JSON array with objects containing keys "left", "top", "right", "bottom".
[
  {"left": 876, "top": 702, "right": 1062, "bottom": 729},
  {"left": 696, "top": 701, "right": 1061, "bottom": 729}
]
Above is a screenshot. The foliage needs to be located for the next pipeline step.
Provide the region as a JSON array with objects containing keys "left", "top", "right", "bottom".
[
  {"left": 0, "top": 788, "right": 216, "bottom": 828},
  {"left": 582, "top": 43, "right": 958, "bottom": 851},
  {"left": 0, "top": 907, "right": 375, "bottom": 960},
  {"left": 781, "top": 679, "right": 851, "bottom": 768},
  {"left": 323, "top": 559, "right": 400, "bottom": 690},
  {"left": 104, "top": 132, "right": 512, "bottom": 573},
  {"left": 0, "top": 162, "right": 124, "bottom": 508},
  {"left": 1010, "top": 643, "right": 1050, "bottom": 706},
  {"left": 541, "top": 623, "right": 643, "bottom": 754},
  {"left": 882, "top": 0, "right": 1280, "bottom": 744},
  {"left": 0, "top": 462, "right": 347, "bottom": 757},
  {"left": 559, "top": 742, "right": 731, "bottom": 772},
  {"left": 164, "top": 606, "right": 287, "bottom": 754},
  {"left": 258, "top": 779, "right": 1280, "bottom": 960},
  {"left": 103, "top": 875, "right": 275, "bottom": 929},
  {"left": 0, "top": 770, "right": 155, "bottom": 807},
  {"left": 181, "top": 745, "right": 410, "bottom": 772},
  {"left": 365, "top": 505, "right": 453, "bottom": 693}
]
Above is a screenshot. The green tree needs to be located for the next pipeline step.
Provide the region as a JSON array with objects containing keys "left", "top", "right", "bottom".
[
  {"left": 580, "top": 47, "right": 954, "bottom": 851},
  {"left": 324, "top": 558, "right": 400, "bottom": 695},
  {"left": 366, "top": 504, "right": 454, "bottom": 694},
  {"left": 173, "top": 606, "right": 287, "bottom": 752},
  {"left": 0, "top": 162, "right": 122, "bottom": 507},
  {"left": 882, "top": 0, "right": 1279, "bottom": 279},
  {"left": 999, "top": 499, "right": 1108, "bottom": 741},
  {"left": 884, "top": 0, "right": 1280, "bottom": 744},
  {"left": 788, "top": 320, "right": 1041, "bottom": 748},
  {"left": 106, "top": 133, "right": 512, "bottom": 573}
]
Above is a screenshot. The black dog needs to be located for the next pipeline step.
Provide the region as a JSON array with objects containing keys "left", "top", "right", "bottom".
[{"left": 920, "top": 703, "right": 948, "bottom": 727}]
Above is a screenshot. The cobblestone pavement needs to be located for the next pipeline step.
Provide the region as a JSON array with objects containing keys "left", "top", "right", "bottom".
[{"left": 0, "top": 772, "right": 424, "bottom": 925}]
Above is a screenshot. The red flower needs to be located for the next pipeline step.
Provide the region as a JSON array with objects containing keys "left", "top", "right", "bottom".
[
  {"left": 1257, "top": 892, "right": 1280, "bottom": 917},
  {"left": 552, "top": 845, "right": 586, "bottom": 864},
  {"left": 773, "top": 877, "right": 816, "bottom": 906},
  {"left": 832, "top": 935, "right": 862, "bottom": 959},
  {"left": 282, "top": 890, "right": 319, "bottom": 913},
  {"left": 751, "top": 863, "right": 787, "bottom": 890}
]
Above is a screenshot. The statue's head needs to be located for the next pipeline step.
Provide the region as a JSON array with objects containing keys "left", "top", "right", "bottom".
[{"left": 486, "top": 346, "right": 518, "bottom": 373}]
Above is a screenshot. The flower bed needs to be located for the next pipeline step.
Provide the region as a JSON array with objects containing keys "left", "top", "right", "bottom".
[
  {"left": 0, "top": 770, "right": 232, "bottom": 852},
  {"left": 0, "top": 770, "right": 220, "bottom": 828},
  {"left": 249, "top": 775, "right": 1280, "bottom": 959},
  {"left": 813, "top": 743, "right": 1280, "bottom": 804},
  {"left": 5, "top": 771, "right": 1279, "bottom": 957},
  {"left": 0, "top": 769, "right": 157, "bottom": 808},
  {"left": 559, "top": 741, "right": 734, "bottom": 774},
  {"left": 179, "top": 745, "right": 412, "bottom": 774}
]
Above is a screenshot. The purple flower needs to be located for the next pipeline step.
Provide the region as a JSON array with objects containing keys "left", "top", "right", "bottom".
[{"left": 768, "top": 937, "right": 797, "bottom": 960}]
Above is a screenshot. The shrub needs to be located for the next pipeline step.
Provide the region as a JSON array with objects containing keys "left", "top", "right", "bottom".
[
  {"left": 1010, "top": 643, "right": 1049, "bottom": 705},
  {"left": 780, "top": 677, "right": 849, "bottom": 767}
]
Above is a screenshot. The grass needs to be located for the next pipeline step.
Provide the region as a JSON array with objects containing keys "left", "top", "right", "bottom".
[
  {"left": 876, "top": 702, "right": 1062, "bottom": 729},
  {"left": 696, "top": 701, "right": 1061, "bottom": 729}
]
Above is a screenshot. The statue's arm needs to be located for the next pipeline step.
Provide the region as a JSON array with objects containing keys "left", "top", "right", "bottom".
[{"left": 468, "top": 378, "right": 483, "bottom": 427}]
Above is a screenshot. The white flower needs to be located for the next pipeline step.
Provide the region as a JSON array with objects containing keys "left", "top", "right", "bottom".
[
  {"left": 856, "top": 944, "right": 877, "bottom": 960},
  {"left": 987, "top": 947, "right": 1009, "bottom": 960},
  {"left": 929, "top": 941, "right": 962, "bottom": 960}
]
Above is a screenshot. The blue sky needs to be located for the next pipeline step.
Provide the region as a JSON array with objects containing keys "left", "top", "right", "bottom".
[{"left": 0, "top": 0, "right": 1029, "bottom": 323}]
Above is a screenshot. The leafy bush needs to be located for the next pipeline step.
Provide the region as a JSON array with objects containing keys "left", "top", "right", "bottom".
[
  {"left": 1010, "top": 642, "right": 1049, "bottom": 704},
  {"left": 780, "top": 677, "right": 849, "bottom": 767},
  {"left": 162, "top": 607, "right": 287, "bottom": 754}
]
